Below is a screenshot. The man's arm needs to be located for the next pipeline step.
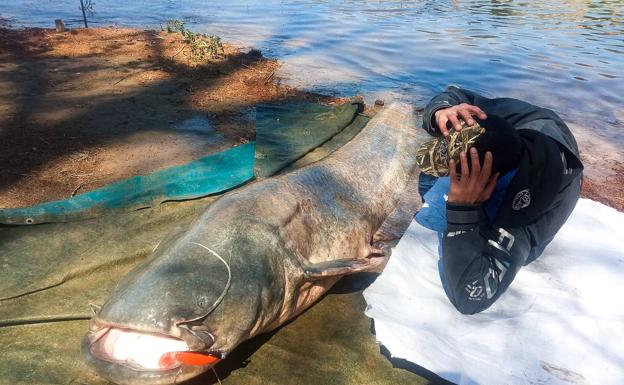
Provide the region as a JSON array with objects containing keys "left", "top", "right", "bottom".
[
  {"left": 422, "top": 86, "right": 483, "bottom": 135},
  {"left": 439, "top": 145, "right": 581, "bottom": 314},
  {"left": 437, "top": 148, "right": 529, "bottom": 314},
  {"left": 441, "top": 204, "right": 530, "bottom": 314},
  {"left": 441, "top": 173, "right": 581, "bottom": 314},
  {"left": 423, "top": 86, "right": 581, "bottom": 159}
]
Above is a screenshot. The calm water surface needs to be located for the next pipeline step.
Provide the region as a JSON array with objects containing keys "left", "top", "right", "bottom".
[{"left": 2, "top": 0, "right": 623, "bottom": 149}]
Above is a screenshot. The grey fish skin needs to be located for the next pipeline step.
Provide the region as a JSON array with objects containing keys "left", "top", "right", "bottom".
[{"left": 82, "top": 103, "right": 422, "bottom": 385}]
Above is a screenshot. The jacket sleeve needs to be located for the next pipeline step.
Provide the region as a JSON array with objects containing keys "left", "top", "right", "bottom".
[
  {"left": 422, "top": 86, "right": 481, "bottom": 136},
  {"left": 440, "top": 203, "right": 531, "bottom": 314},
  {"left": 423, "top": 86, "right": 581, "bottom": 160}
]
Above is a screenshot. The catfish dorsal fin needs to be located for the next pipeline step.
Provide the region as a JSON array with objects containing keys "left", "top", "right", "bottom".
[{"left": 303, "top": 256, "right": 385, "bottom": 281}]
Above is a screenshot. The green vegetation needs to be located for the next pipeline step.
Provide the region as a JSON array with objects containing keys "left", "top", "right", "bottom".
[{"left": 164, "top": 19, "right": 224, "bottom": 62}]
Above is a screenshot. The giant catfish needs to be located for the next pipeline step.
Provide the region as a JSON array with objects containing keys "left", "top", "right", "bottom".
[{"left": 82, "top": 103, "right": 424, "bottom": 384}]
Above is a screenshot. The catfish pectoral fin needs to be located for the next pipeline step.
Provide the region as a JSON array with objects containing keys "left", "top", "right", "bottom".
[
  {"left": 303, "top": 256, "right": 385, "bottom": 281},
  {"left": 373, "top": 170, "right": 423, "bottom": 242}
]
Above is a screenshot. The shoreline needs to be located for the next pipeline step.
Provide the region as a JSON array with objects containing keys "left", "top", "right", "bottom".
[
  {"left": 0, "top": 26, "right": 342, "bottom": 208},
  {"left": 0, "top": 26, "right": 621, "bottom": 212}
]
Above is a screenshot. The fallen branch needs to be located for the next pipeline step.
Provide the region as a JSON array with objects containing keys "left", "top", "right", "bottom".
[
  {"left": 113, "top": 73, "right": 134, "bottom": 86},
  {"left": 112, "top": 69, "right": 150, "bottom": 86},
  {"left": 71, "top": 182, "right": 85, "bottom": 197},
  {"left": 264, "top": 71, "right": 275, "bottom": 84},
  {"left": 170, "top": 45, "right": 187, "bottom": 60}
]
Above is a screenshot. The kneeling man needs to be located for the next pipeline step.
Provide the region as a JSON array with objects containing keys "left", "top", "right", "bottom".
[{"left": 416, "top": 86, "right": 583, "bottom": 314}]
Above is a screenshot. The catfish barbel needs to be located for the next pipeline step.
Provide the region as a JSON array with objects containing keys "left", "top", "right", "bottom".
[{"left": 82, "top": 103, "right": 423, "bottom": 384}]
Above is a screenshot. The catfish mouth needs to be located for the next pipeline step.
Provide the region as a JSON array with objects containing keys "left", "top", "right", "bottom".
[
  {"left": 83, "top": 326, "right": 221, "bottom": 385},
  {"left": 90, "top": 327, "right": 194, "bottom": 370}
]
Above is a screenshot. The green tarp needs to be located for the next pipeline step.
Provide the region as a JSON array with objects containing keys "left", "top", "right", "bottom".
[
  {"left": 0, "top": 101, "right": 428, "bottom": 385},
  {"left": 254, "top": 100, "right": 363, "bottom": 177},
  {"left": 0, "top": 99, "right": 363, "bottom": 225},
  {"left": 0, "top": 144, "right": 255, "bottom": 225},
  {"left": 0, "top": 198, "right": 215, "bottom": 384}
]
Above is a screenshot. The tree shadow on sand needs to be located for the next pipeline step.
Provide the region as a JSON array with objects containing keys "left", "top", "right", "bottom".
[{"left": 0, "top": 27, "right": 333, "bottom": 207}]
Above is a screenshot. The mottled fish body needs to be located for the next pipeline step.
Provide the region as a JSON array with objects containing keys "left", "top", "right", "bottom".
[{"left": 83, "top": 103, "right": 423, "bottom": 384}]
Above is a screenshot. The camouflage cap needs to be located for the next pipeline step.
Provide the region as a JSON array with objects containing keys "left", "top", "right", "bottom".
[{"left": 416, "top": 122, "right": 486, "bottom": 177}]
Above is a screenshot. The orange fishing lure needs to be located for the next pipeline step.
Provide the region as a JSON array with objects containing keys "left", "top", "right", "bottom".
[{"left": 159, "top": 351, "right": 220, "bottom": 368}]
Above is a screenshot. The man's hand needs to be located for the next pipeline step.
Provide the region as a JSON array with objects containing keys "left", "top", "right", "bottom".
[
  {"left": 434, "top": 103, "right": 487, "bottom": 136},
  {"left": 448, "top": 147, "right": 499, "bottom": 205}
]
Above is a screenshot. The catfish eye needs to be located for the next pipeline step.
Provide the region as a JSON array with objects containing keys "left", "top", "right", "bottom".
[{"left": 197, "top": 296, "right": 210, "bottom": 308}]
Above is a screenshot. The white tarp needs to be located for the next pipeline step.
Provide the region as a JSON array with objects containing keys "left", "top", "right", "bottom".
[{"left": 364, "top": 199, "right": 624, "bottom": 385}]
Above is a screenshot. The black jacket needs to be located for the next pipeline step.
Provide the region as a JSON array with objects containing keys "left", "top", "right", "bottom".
[{"left": 422, "top": 86, "right": 583, "bottom": 314}]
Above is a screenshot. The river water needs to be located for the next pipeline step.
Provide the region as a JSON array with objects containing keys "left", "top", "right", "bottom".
[{"left": 2, "top": 0, "right": 623, "bottom": 158}]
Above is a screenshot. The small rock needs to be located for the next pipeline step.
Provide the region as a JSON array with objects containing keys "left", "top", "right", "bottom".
[
  {"left": 247, "top": 49, "right": 263, "bottom": 59},
  {"left": 374, "top": 99, "right": 385, "bottom": 107}
]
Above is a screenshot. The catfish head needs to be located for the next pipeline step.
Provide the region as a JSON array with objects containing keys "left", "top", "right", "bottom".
[{"left": 82, "top": 223, "right": 289, "bottom": 385}]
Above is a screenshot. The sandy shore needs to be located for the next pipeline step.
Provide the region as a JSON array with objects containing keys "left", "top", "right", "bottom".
[
  {"left": 0, "top": 26, "right": 621, "bottom": 211},
  {"left": 0, "top": 26, "right": 339, "bottom": 208}
]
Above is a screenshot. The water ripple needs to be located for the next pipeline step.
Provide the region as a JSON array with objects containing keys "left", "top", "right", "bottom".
[{"left": 1, "top": 0, "right": 623, "bottom": 143}]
